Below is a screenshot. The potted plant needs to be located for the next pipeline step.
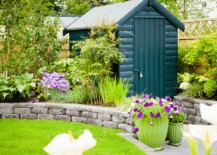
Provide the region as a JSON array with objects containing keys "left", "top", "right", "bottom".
[
  {"left": 167, "top": 102, "right": 186, "bottom": 146},
  {"left": 128, "top": 95, "right": 172, "bottom": 151}
]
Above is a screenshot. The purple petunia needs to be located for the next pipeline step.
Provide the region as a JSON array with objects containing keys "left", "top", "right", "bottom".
[
  {"left": 29, "top": 100, "right": 34, "bottom": 103},
  {"left": 144, "top": 102, "right": 149, "bottom": 107},
  {"left": 29, "top": 94, "right": 33, "bottom": 97},
  {"left": 150, "top": 121, "right": 154, "bottom": 125},
  {"left": 135, "top": 100, "right": 140, "bottom": 104},
  {"left": 177, "top": 112, "right": 181, "bottom": 115},
  {"left": 156, "top": 112, "right": 161, "bottom": 117},
  {"left": 159, "top": 99, "right": 163, "bottom": 106},
  {"left": 148, "top": 102, "right": 154, "bottom": 107},
  {"left": 127, "top": 112, "right": 130, "bottom": 115},
  {"left": 150, "top": 112, "right": 154, "bottom": 118},
  {"left": 35, "top": 99, "right": 39, "bottom": 103},
  {"left": 170, "top": 104, "right": 174, "bottom": 108},
  {"left": 166, "top": 96, "right": 171, "bottom": 101},
  {"left": 137, "top": 111, "right": 143, "bottom": 119},
  {"left": 134, "top": 128, "right": 139, "bottom": 133},
  {"left": 174, "top": 107, "right": 177, "bottom": 111},
  {"left": 165, "top": 106, "right": 170, "bottom": 113},
  {"left": 134, "top": 108, "right": 138, "bottom": 113},
  {"left": 178, "top": 107, "right": 183, "bottom": 112},
  {"left": 143, "top": 95, "right": 147, "bottom": 99},
  {"left": 148, "top": 95, "right": 153, "bottom": 99},
  {"left": 175, "top": 102, "right": 178, "bottom": 105},
  {"left": 170, "top": 112, "right": 173, "bottom": 115}
]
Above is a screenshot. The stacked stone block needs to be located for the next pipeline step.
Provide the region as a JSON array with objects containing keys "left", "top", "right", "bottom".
[
  {"left": 0, "top": 103, "right": 134, "bottom": 133},
  {"left": 174, "top": 96, "right": 217, "bottom": 125}
]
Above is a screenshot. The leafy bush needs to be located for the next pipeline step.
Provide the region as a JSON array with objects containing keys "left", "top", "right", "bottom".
[
  {"left": 179, "top": 83, "right": 204, "bottom": 98},
  {"left": 98, "top": 76, "right": 131, "bottom": 106},
  {"left": 169, "top": 111, "right": 186, "bottom": 123},
  {"left": 70, "top": 87, "right": 89, "bottom": 103},
  {"left": 49, "top": 89, "right": 73, "bottom": 103},
  {"left": 0, "top": 73, "right": 37, "bottom": 101},
  {"left": 178, "top": 44, "right": 191, "bottom": 73}
]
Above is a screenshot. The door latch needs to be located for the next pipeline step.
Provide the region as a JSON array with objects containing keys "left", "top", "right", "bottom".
[{"left": 140, "top": 71, "right": 143, "bottom": 78}]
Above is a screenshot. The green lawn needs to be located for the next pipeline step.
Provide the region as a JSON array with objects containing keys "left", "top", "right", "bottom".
[{"left": 0, "top": 119, "right": 147, "bottom": 155}]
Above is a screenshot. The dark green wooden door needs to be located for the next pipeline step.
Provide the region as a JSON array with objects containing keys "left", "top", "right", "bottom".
[{"left": 134, "top": 18, "right": 165, "bottom": 98}]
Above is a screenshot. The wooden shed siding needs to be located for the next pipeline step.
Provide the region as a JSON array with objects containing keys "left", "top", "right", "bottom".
[
  {"left": 118, "top": 18, "right": 134, "bottom": 96},
  {"left": 164, "top": 19, "right": 178, "bottom": 97}
]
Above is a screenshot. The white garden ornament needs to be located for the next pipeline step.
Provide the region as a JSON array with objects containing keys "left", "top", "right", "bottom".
[
  {"left": 43, "top": 129, "right": 97, "bottom": 155},
  {"left": 182, "top": 103, "right": 217, "bottom": 155}
]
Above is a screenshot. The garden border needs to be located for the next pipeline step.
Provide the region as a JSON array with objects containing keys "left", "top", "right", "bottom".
[
  {"left": 0, "top": 102, "right": 159, "bottom": 154},
  {"left": 174, "top": 96, "right": 217, "bottom": 125}
]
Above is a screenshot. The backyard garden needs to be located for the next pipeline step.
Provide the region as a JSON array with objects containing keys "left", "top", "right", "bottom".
[{"left": 0, "top": 0, "right": 217, "bottom": 155}]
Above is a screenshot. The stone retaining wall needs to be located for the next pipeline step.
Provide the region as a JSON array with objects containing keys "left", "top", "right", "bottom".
[
  {"left": 174, "top": 96, "right": 217, "bottom": 125},
  {"left": 0, "top": 103, "right": 135, "bottom": 133}
]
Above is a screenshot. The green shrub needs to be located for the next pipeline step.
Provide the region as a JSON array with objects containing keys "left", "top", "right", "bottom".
[
  {"left": 71, "top": 87, "right": 89, "bottom": 103},
  {"left": 98, "top": 76, "right": 131, "bottom": 106},
  {"left": 49, "top": 88, "right": 73, "bottom": 103},
  {"left": 179, "top": 82, "right": 204, "bottom": 98},
  {"left": 169, "top": 112, "right": 186, "bottom": 123},
  {"left": 178, "top": 44, "right": 191, "bottom": 73}
]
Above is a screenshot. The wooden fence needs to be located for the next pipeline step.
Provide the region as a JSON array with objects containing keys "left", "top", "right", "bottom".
[{"left": 178, "top": 17, "right": 217, "bottom": 45}]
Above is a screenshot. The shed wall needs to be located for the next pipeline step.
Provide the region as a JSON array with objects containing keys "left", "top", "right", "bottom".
[{"left": 164, "top": 20, "right": 178, "bottom": 97}]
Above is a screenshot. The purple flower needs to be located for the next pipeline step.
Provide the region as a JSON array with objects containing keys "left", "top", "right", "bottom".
[
  {"left": 174, "top": 107, "right": 177, "bottom": 111},
  {"left": 170, "top": 112, "right": 173, "bottom": 115},
  {"left": 134, "top": 108, "right": 138, "bottom": 113},
  {"left": 159, "top": 99, "right": 163, "bottom": 106},
  {"left": 166, "top": 96, "right": 171, "bottom": 101},
  {"left": 150, "top": 121, "right": 154, "bottom": 125},
  {"left": 170, "top": 104, "right": 174, "bottom": 108},
  {"left": 144, "top": 102, "right": 149, "bottom": 107},
  {"left": 178, "top": 107, "right": 183, "bottom": 112},
  {"left": 160, "top": 97, "right": 163, "bottom": 100},
  {"left": 29, "top": 100, "right": 34, "bottom": 103},
  {"left": 29, "top": 94, "right": 33, "bottom": 97},
  {"left": 46, "top": 98, "right": 48, "bottom": 100},
  {"left": 143, "top": 95, "right": 147, "bottom": 99},
  {"left": 43, "top": 68, "right": 47, "bottom": 71},
  {"left": 165, "top": 106, "right": 170, "bottom": 113},
  {"left": 134, "top": 128, "right": 139, "bottom": 133},
  {"left": 103, "top": 91, "right": 107, "bottom": 93},
  {"left": 148, "top": 102, "right": 154, "bottom": 107},
  {"left": 137, "top": 111, "right": 143, "bottom": 119},
  {"left": 32, "top": 91, "right": 35, "bottom": 94},
  {"left": 138, "top": 110, "right": 140, "bottom": 112},
  {"left": 127, "top": 112, "right": 130, "bottom": 115},
  {"left": 46, "top": 93, "right": 50, "bottom": 96},
  {"left": 156, "top": 112, "right": 161, "bottom": 117},
  {"left": 175, "top": 102, "right": 178, "bottom": 105},
  {"left": 35, "top": 99, "right": 39, "bottom": 103},
  {"left": 177, "top": 112, "right": 181, "bottom": 115},
  {"left": 150, "top": 112, "right": 154, "bottom": 118},
  {"left": 135, "top": 100, "right": 140, "bottom": 104},
  {"left": 148, "top": 95, "right": 153, "bottom": 99},
  {"left": 41, "top": 72, "right": 44, "bottom": 74}
]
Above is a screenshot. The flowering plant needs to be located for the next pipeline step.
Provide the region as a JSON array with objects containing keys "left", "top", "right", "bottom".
[
  {"left": 168, "top": 102, "right": 186, "bottom": 123},
  {"left": 128, "top": 95, "right": 177, "bottom": 132},
  {"left": 36, "top": 69, "right": 71, "bottom": 100}
]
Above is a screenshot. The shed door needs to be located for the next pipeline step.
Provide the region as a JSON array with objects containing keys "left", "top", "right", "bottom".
[{"left": 134, "top": 18, "right": 165, "bottom": 98}]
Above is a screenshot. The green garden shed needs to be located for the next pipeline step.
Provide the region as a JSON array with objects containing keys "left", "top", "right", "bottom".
[{"left": 63, "top": 0, "right": 185, "bottom": 98}]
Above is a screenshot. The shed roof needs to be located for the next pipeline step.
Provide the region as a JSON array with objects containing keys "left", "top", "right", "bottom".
[
  {"left": 48, "top": 15, "right": 80, "bottom": 26},
  {"left": 65, "top": 0, "right": 184, "bottom": 32}
]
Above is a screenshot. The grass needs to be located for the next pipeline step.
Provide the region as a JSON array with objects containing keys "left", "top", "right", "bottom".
[{"left": 0, "top": 119, "right": 147, "bottom": 155}]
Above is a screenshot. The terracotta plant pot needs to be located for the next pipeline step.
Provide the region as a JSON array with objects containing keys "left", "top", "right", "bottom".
[
  {"left": 134, "top": 116, "right": 169, "bottom": 151},
  {"left": 167, "top": 122, "right": 183, "bottom": 146}
]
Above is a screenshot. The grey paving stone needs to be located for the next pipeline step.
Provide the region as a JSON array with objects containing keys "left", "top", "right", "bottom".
[
  {"left": 112, "top": 115, "right": 120, "bottom": 123},
  {"left": 20, "top": 114, "right": 37, "bottom": 119},
  {"left": 0, "top": 104, "right": 15, "bottom": 108},
  {"left": 188, "top": 115, "right": 201, "bottom": 123},
  {"left": 14, "top": 108, "right": 31, "bottom": 114},
  {"left": 118, "top": 111, "right": 131, "bottom": 118},
  {"left": 49, "top": 108, "right": 66, "bottom": 115},
  {"left": 38, "top": 114, "right": 54, "bottom": 120},
  {"left": 0, "top": 108, "right": 13, "bottom": 114},
  {"left": 54, "top": 115, "right": 71, "bottom": 122},
  {"left": 32, "top": 108, "right": 48, "bottom": 114},
  {"left": 2, "top": 114, "right": 19, "bottom": 119}
]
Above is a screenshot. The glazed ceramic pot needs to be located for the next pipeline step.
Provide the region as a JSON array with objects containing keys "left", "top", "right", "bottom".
[{"left": 167, "top": 122, "right": 183, "bottom": 146}]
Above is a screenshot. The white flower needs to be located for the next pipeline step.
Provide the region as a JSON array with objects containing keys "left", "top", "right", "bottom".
[
  {"left": 131, "top": 103, "right": 135, "bottom": 108},
  {"left": 127, "top": 108, "right": 131, "bottom": 112},
  {"left": 180, "top": 82, "right": 191, "bottom": 90},
  {"left": 169, "top": 102, "right": 174, "bottom": 104},
  {"left": 170, "top": 115, "right": 173, "bottom": 118},
  {"left": 162, "top": 99, "right": 167, "bottom": 102},
  {"left": 200, "top": 103, "right": 217, "bottom": 125}
]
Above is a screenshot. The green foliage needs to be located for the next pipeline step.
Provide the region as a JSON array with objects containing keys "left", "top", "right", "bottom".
[
  {"left": 98, "top": 76, "right": 131, "bottom": 106},
  {"left": 0, "top": 0, "right": 63, "bottom": 77},
  {"left": 71, "top": 86, "right": 89, "bottom": 103},
  {"left": 169, "top": 112, "right": 186, "bottom": 123},
  {"left": 0, "top": 73, "right": 38, "bottom": 101},
  {"left": 183, "top": 32, "right": 217, "bottom": 98},
  {"left": 178, "top": 72, "right": 209, "bottom": 84},
  {"left": 49, "top": 88, "right": 73, "bottom": 103},
  {"left": 178, "top": 44, "right": 191, "bottom": 73},
  {"left": 158, "top": 0, "right": 217, "bottom": 20},
  {"left": 180, "top": 82, "right": 204, "bottom": 98}
]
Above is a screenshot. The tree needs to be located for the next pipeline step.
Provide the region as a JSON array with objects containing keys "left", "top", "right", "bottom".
[{"left": 158, "top": 0, "right": 217, "bottom": 20}]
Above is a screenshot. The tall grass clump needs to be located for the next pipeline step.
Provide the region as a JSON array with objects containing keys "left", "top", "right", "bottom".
[
  {"left": 180, "top": 82, "right": 204, "bottom": 98},
  {"left": 98, "top": 76, "right": 131, "bottom": 106}
]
